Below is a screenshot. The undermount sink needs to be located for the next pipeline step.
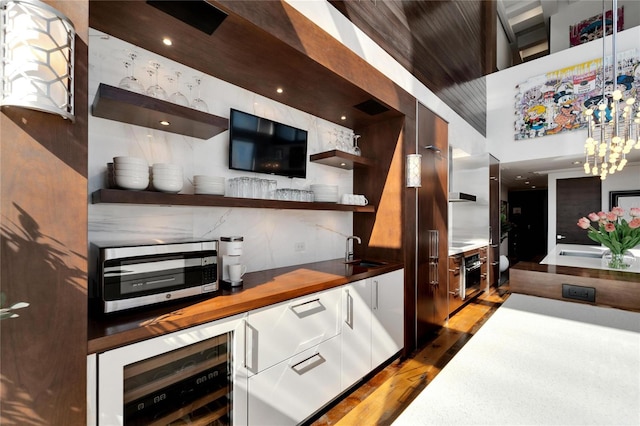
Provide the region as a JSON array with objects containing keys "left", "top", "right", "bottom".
[
  {"left": 558, "top": 250, "right": 603, "bottom": 259},
  {"left": 345, "top": 259, "right": 386, "bottom": 268}
]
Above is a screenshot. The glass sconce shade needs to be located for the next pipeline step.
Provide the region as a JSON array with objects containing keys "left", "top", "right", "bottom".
[
  {"left": 406, "top": 154, "right": 422, "bottom": 188},
  {"left": 0, "top": 0, "right": 75, "bottom": 120}
]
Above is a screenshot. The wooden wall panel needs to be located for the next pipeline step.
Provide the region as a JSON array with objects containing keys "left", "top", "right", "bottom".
[
  {"left": 0, "top": 1, "right": 89, "bottom": 423},
  {"left": 329, "top": 0, "right": 496, "bottom": 135},
  {"left": 416, "top": 104, "right": 449, "bottom": 344}
]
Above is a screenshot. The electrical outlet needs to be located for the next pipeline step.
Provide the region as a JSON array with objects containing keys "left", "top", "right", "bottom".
[
  {"left": 294, "top": 242, "right": 306, "bottom": 252},
  {"left": 562, "top": 284, "right": 596, "bottom": 303}
]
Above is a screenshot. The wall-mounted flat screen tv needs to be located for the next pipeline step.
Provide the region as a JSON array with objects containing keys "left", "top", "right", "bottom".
[{"left": 229, "top": 109, "right": 308, "bottom": 179}]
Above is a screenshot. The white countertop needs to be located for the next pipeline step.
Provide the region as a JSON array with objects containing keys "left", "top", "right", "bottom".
[
  {"left": 392, "top": 293, "right": 640, "bottom": 425},
  {"left": 448, "top": 240, "right": 489, "bottom": 256},
  {"left": 541, "top": 243, "right": 640, "bottom": 273}
]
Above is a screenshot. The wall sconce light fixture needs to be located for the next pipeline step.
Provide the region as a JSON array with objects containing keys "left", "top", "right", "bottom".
[
  {"left": 1, "top": 0, "right": 75, "bottom": 121},
  {"left": 406, "top": 153, "right": 422, "bottom": 188}
]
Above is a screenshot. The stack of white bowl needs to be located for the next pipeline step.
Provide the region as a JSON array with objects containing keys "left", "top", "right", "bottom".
[
  {"left": 193, "top": 175, "right": 225, "bottom": 195},
  {"left": 113, "top": 156, "right": 149, "bottom": 190},
  {"left": 151, "top": 163, "right": 183, "bottom": 193},
  {"left": 310, "top": 184, "right": 339, "bottom": 203}
]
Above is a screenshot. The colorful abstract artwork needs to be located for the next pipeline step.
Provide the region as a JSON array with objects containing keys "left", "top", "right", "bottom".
[
  {"left": 514, "top": 49, "right": 640, "bottom": 141},
  {"left": 569, "top": 7, "right": 624, "bottom": 47}
]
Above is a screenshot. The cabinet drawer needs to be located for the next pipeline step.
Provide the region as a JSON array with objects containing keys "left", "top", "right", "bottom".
[
  {"left": 246, "top": 287, "right": 341, "bottom": 374},
  {"left": 247, "top": 335, "right": 342, "bottom": 426}
]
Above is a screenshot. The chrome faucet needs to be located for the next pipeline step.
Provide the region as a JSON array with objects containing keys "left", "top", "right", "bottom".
[{"left": 345, "top": 235, "right": 361, "bottom": 262}]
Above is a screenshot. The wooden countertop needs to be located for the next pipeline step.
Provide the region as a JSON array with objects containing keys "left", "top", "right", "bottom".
[{"left": 88, "top": 258, "right": 403, "bottom": 354}]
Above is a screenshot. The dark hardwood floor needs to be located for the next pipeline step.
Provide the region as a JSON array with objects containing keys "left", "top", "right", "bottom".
[{"left": 309, "top": 283, "right": 511, "bottom": 426}]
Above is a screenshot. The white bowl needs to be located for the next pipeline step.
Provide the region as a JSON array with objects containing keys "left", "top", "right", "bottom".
[
  {"left": 195, "top": 187, "right": 225, "bottom": 195},
  {"left": 115, "top": 174, "right": 149, "bottom": 190},
  {"left": 152, "top": 163, "right": 182, "bottom": 172},
  {"left": 113, "top": 163, "right": 149, "bottom": 172},
  {"left": 152, "top": 169, "right": 182, "bottom": 179},
  {"left": 114, "top": 170, "right": 149, "bottom": 178},
  {"left": 114, "top": 156, "right": 148, "bottom": 166},
  {"left": 152, "top": 178, "right": 183, "bottom": 193}
]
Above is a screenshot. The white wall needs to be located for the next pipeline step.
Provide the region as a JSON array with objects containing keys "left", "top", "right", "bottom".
[
  {"left": 496, "top": 18, "right": 512, "bottom": 71},
  {"left": 88, "top": 30, "right": 354, "bottom": 278},
  {"left": 488, "top": 24, "right": 640, "bottom": 253},
  {"left": 550, "top": 0, "right": 640, "bottom": 54},
  {"left": 487, "top": 26, "right": 640, "bottom": 166}
]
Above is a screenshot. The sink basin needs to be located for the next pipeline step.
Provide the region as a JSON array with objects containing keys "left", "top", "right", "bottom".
[
  {"left": 345, "top": 259, "right": 386, "bottom": 268},
  {"left": 558, "top": 250, "right": 603, "bottom": 259}
]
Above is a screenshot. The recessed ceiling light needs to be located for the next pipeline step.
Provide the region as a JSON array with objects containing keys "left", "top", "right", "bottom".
[
  {"left": 159, "top": 120, "right": 170, "bottom": 126},
  {"left": 531, "top": 186, "right": 536, "bottom": 189},
  {"left": 162, "top": 37, "right": 173, "bottom": 46},
  {"left": 340, "top": 115, "right": 346, "bottom": 121},
  {"left": 340, "top": 162, "right": 347, "bottom": 167},
  {"left": 525, "top": 181, "right": 530, "bottom": 184},
  {"left": 572, "top": 161, "right": 581, "bottom": 165},
  {"left": 276, "top": 87, "right": 283, "bottom": 94}
]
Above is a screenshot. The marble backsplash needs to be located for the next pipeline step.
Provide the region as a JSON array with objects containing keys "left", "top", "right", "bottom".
[{"left": 88, "top": 29, "right": 355, "bottom": 279}]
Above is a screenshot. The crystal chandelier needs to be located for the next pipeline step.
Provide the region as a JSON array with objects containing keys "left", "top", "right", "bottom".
[{"left": 583, "top": 0, "right": 639, "bottom": 180}]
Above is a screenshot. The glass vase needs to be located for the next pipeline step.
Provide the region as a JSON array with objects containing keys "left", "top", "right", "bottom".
[{"left": 602, "top": 250, "right": 635, "bottom": 270}]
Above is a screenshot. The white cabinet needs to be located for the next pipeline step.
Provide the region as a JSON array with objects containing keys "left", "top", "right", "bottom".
[
  {"left": 341, "top": 279, "right": 372, "bottom": 389},
  {"left": 371, "top": 269, "right": 404, "bottom": 368},
  {"left": 245, "top": 287, "right": 342, "bottom": 425},
  {"left": 341, "top": 269, "right": 404, "bottom": 390},
  {"left": 247, "top": 335, "right": 342, "bottom": 425},
  {"left": 245, "top": 287, "right": 342, "bottom": 375}
]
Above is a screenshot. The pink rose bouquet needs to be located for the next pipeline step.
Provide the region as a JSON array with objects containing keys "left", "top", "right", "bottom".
[{"left": 577, "top": 206, "right": 640, "bottom": 255}]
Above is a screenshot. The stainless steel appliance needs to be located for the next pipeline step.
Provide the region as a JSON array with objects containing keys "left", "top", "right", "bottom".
[
  {"left": 95, "top": 240, "right": 219, "bottom": 313},
  {"left": 219, "top": 236, "right": 244, "bottom": 287},
  {"left": 461, "top": 253, "right": 482, "bottom": 300}
]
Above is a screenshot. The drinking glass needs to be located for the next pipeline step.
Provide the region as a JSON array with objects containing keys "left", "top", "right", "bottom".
[
  {"left": 168, "top": 71, "right": 189, "bottom": 106},
  {"left": 353, "top": 134, "right": 362, "bottom": 156},
  {"left": 146, "top": 61, "right": 168, "bottom": 100},
  {"left": 192, "top": 77, "right": 209, "bottom": 112},
  {"left": 118, "top": 51, "right": 144, "bottom": 94}
]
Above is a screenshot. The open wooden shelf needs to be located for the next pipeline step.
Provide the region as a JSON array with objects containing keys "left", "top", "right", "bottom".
[
  {"left": 92, "top": 189, "right": 376, "bottom": 212},
  {"left": 309, "top": 150, "right": 375, "bottom": 170},
  {"left": 91, "top": 83, "right": 228, "bottom": 139}
]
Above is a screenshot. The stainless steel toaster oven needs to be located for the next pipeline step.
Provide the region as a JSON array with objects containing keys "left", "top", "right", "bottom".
[{"left": 95, "top": 240, "right": 218, "bottom": 313}]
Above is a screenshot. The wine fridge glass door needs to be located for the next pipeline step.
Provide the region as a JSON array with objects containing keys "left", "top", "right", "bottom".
[{"left": 96, "top": 313, "right": 247, "bottom": 425}]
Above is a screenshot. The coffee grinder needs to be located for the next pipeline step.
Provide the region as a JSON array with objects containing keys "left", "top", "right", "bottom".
[{"left": 219, "top": 236, "right": 244, "bottom": 287}]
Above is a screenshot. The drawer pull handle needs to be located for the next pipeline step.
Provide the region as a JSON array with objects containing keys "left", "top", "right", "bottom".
[
  {"left": 373, "top": 280, "right": 379, "bottom": 310},
  {"left": 345, "top": 289, "right": 353, "bottom": 327},
  {"left": 290, "top": 352, "right": 326, "bottom": 375},
  {"left": 290, "top": 298, "right": 324, "bottom": 318}
]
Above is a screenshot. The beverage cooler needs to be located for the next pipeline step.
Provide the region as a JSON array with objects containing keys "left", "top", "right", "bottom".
[{"left": 88, "top": 314, "right": 248, "bottom": 425}]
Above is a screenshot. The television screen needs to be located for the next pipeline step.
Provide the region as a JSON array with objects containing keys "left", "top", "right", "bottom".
[{"left": 229, "top": 109, "right": 308, "bottom": 179}]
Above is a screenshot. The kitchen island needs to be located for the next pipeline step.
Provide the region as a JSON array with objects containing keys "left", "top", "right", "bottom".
[
  {"left": 541, "top": 243, "right": 640, "bottom": 273},
  {"left": 510, "top": 244, "right": 640, "bottom": 312},
  {"left": 392, "top": 293, "right": 640, "bottom": 425}
]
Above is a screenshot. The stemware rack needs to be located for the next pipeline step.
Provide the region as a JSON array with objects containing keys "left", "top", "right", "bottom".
[
  {"left": 91, "top": 83, "right": 228, "bottom": 139},
  {"left": 309, "top": 150, "right": 375, "bottom": 170}
]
